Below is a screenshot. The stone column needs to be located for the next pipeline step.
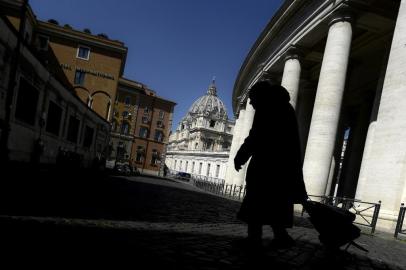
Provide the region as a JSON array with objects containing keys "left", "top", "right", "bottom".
[
  {"left": 302, "top": 9, "right": 353, "bottom": 196},
  {"left": 355, "top": 121, "right": 376, "bottom": 200},
  {"left": 353, "top": 0, "right": 406, "bottom": 226},
  {"left": 281, "top": 46, "right": 302, "bottom": 109},
  {"left": 224, "top": 107, "right": 245, "bottom": 185},
  {"left": 234, "top": 99, "right": 255, "bottom": 186}
]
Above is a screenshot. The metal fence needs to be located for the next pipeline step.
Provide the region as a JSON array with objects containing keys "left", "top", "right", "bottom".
[
  {"left": 192, "top": 178, "right": 246, "bottom": 201},
  {"left": 302, "top": 195, "right": 381, "bottom": 234},
  {"left": 168, "top": 170, "right": 382, "bottom": 233},
  {"left": 168, "top": 170, "right": 247, "bottom": 201},
  {"left": 395, "top": 203, "right": 406, "bottom": 238}
]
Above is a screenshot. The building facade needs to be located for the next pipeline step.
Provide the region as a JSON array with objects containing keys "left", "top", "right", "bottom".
[
  {"left": 0, "top": 0, "right": 173, "bottom": 172},
  {"left": 166, "top": 80, "right": 234, "bottom": 181},
  {"left": 0, "top": 11, "right": 110, "bottom": 167},
  {"left": 110, "top": 78, "right": 176, "bottom": 175},
  {"left": 34, "top": 19, "right": 127, "bottom": 121},
  {"left": 226, "top": 0, "right": 405, "bottom": 230}
]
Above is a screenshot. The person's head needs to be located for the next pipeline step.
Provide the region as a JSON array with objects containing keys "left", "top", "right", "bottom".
[{"left": 248, "top": 80, "right": 290, "bottom": 109}]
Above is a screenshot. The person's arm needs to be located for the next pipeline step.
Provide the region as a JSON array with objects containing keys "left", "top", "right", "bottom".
[{"left": 234, "top": 117, "right": 258, "bottom": 171}]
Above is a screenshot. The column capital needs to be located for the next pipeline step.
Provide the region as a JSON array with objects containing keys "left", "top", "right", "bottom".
[
  {"left": 259, "top": 70, "right": 279, "bottom": 84},
  {"left": 328, "top": 5, "right": 356, "bottom": 27},
  {"left": 284, "top": 45, "right": 303, "bottom": 62}
]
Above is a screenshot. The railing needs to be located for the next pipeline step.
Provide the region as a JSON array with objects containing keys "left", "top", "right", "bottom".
[
  {"left": 168, "top": 171, "right": 382, "bottom": 234},
  {"left": 221, "top": 184, "right": 246, "bottom": 201},
  {"left": 302, "top": 195, "right": 381, "bottom": 234},
  {"left": 168, "top": 170, "right": 247, "bottom": 201},
  {"left": 395, "top": 203, "right": 406, "bottom": 238}
]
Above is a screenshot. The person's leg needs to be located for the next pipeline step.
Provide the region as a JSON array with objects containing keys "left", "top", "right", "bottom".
[
  {"left": 270, "top": 224, "right": 295, "bottom": 248},
  {"left": 271, "top": 225, "right": 289, "bottom": 239},
  {"left": 247, "top": 223, "right": 263, "bottom": 244}
]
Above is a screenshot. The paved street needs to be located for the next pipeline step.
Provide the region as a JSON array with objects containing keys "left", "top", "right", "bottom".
[{"left": 0, "top": 174, "right": 405, "bottom": 269}]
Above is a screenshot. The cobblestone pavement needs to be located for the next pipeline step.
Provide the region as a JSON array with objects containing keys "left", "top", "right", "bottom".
[{"left": 1, "top": 175, "right": 406, "bottom": 269}]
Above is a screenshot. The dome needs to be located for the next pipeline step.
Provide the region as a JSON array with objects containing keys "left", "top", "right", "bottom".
[{"left": 187, "top": 80, "right": 228, "bottom": 120}]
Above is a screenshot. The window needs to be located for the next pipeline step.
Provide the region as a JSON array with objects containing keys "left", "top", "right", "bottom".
[
  {"left": 124, "top": 96, "right": 131, "bottom": 106},
  {"left": 15, "top": 78, "right": 39, "bottom": 125},
  {"left": 154, "top": 130, "right": 164, "bottom": 142},
  {"left": 151, "top": 149, "right": 160, "bottom": 165},
  {"left": 210, "top": 120, "right": 216, "bottom": 128},
  {"left": 74, "top": 70, "right": 86, "bottom": 85},
  {"left": 157, "top": 120, "right": 164, "bottom": 128},
  {"left": 179, "top": 161, "right": 183, "bottom": 171},
  {"left": 121, "top": 122, "right": 130, "bottom": 134},
  {"left": 139, "top": 127, "right": 148, "bottom": 138},
  {"left": 83, "top": 126, "right": 94, "bottom": 148},
  {"left": 136, "top": 146, "right": 145, "bottom": 163},
  {"left": 144, "top": 107, "right": 150, "bottom": 114},
  {"left": 216, "top": 165, "right": 220, "bottom": 178},
  {"left": 142, "top": 116, "right": 150, "bottom": 124},
  {"left": 122, "top": 111, "right": 129, "bottom": 118},
  {"left": 45, "top": 101, "right": 62, "bottom": 135},
  {"left": 198, "top": 163, "right": 202, "bottom": 175},
  {"left": 38, "top": 35, "right": 49, "bottom": 51},
  {"left": 67, "top": 116, "right": 80, "bottom": 143},
  {"left": 185, "top": 161, "right": 188, "bottom": 172},
  {"left": 174, "top": 160, "right": 177, "bottom": 170},
  {"left": 159, "top": 111, "right": 165, "bottom": 119},
  {"left": 191, "top": 162, "right": 195, "bottom": 173},
  {"left": 206, "top": 163, "right": 211, "bottom": 176},
  {"left": 77, "top": 46, "right": 90, "bottom": 60}
]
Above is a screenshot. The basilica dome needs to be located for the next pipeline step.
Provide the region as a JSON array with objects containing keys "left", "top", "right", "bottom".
[{"left": 187, "top": 80, "right": 228, "bottom": 120}]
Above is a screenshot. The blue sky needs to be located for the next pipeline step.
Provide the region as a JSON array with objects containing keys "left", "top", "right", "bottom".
[{"left": 30, "top": 0, "right": 284, "bottom": 131}]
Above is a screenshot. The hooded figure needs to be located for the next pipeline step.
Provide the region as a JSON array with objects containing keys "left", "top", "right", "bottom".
[{"left": 234, "top": 81, "right": 307, "bottom": 248}]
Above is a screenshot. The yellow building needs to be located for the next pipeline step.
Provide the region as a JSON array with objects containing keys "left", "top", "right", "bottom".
[
  {"left": 0, "top": 6, "right": 110, "bottom": 167},
  {"left": 35, "top": 20, "right": 128, "bottom": 121}
]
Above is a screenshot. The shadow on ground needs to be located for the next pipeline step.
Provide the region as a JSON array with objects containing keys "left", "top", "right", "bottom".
[{"left": 0, "top": 168, "right": 242, "bottom": 223}]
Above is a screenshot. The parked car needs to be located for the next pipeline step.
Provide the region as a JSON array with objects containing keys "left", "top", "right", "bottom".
[
  {"left": 175, "top": 172, "right": 191, "bottom": 181},
  {"left": 130, "top": 165, "right": 141, "bottom": 176},
  {"left": 113, "top": 163, "right": 141, "bottom": 176},
  {"left": 113, "top": 164, "right": 131, "bottom": 176}
]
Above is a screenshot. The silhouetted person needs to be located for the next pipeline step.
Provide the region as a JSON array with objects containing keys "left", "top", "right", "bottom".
[{"left": 234, "top": 81, "right": 307, "bottom": 249}]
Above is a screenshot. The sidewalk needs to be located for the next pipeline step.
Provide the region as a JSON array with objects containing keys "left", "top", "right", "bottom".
[{"left": 0, "top": 174, "right": 405, "bottom": 269}]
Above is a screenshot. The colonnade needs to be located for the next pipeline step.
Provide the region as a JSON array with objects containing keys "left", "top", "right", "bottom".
[{"left": 226, "top": 7, "right": 365, "bottom": 198}]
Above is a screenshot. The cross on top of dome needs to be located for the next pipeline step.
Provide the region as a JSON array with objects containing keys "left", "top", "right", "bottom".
[{"left": 207, "top": 76, "right": 217, "bottom": 96}]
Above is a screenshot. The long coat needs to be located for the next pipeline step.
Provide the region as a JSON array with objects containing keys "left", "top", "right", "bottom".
[{"left": 234, "top": 102, "right": 307, "bottom": 227}]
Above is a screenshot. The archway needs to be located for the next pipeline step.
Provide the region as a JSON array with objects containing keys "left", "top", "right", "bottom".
[{"left": 90, "top": 91, "right": 112, "bottom": 120}]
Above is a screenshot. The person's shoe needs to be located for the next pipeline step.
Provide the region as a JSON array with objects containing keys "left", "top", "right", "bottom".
[{"left": 269, "top": 235, "right": 295, "bottom": 249}]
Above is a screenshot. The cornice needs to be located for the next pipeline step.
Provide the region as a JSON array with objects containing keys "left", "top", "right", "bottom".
[{"left": 36, "top": 21, "right": 127, "bottom": 54}]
